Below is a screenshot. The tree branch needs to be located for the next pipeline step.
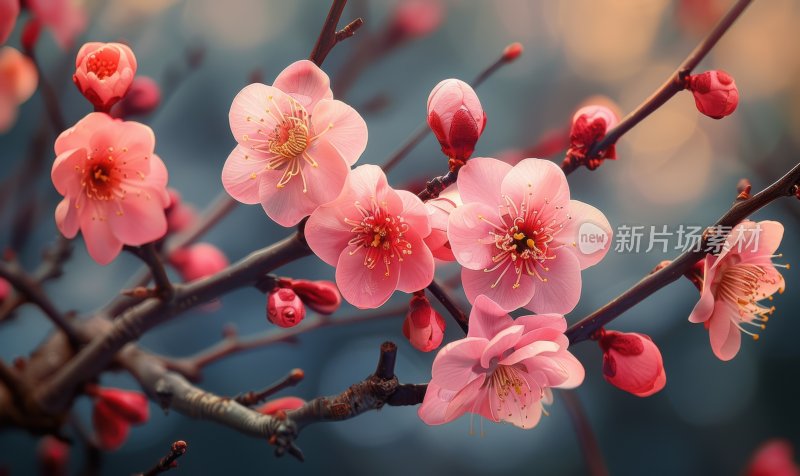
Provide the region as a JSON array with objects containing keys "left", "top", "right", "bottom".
[
  {"left": 566, "top": 160, "right": 800, "bottom": 344},
  {"left": 309, "top": 0, "right": 363, "bottom": 67},
  {"left": 233, "top": 369, "right": 305, "bottom": 407},
  {"left": 562, "top": 0, "right": 753, "bottom": 175},
  {"left": 138, "top": 440, "right": 188, "bottom": 476},
  {"left": 426, "top": 279, "right": 468, "bottom": 333},
  {"left": 126, "top": 244, "right": 174, "bottom": 300}
]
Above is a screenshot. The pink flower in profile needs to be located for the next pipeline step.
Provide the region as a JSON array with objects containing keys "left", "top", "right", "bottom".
[
  {"left": 51, "top": 112, "right": 170, "bottom": 265},
  {"left": 746, "top": 439, "right": 800, "bottom": 476},
  {"left": 424, "top": 183, "right": 461, "bottom": 261},
  {"left": 427, "top": 78, "right": 486, "bottom": 167},
  {"left": 418, "top": 295, "right": 584, "bottom": 429},
  {"left": 403, "top": 293, "right": 445, "bottom": 352},
  {"left": 306, "top": 165, "right": 434, "bottom": 309},
  {"left": 28, "top": 0, "right": 87, "bottom": 50},
  {"left": 222, "top": 60, "right": 368, "bottom": 227},
  {"left": 448, "top": 157, "right": 612, "bottom": 314},
  {"left": 73, "top": 42, "right": 137, "bottom": 111},
  {"left": 0, "top": 46, "right": 38, "bottom": 133},
  {"left": 0, "top": 0, "right": 19, "bottom": 45},
  {"left": 168, "top": 243, "right": 228, "bottom": 282},
  {"left": 689, "top": 220, "right": 786, "bottom": 361},
  {"left": 599, "top": 330, "right": 666, "bottom": 397}
]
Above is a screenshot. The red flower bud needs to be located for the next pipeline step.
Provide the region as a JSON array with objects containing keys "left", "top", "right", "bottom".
[
  {"left": 21, "top": 19, "right": 41, "bottom": 54},
  {"left": 257, "top": 396, "right": 306, "bottom": 416},
  {"left": 599, "top": 330, "right": 666, "bottom": 397},
  {"left": 287, "top": 279, "right": 341, "bottom": 315},
  {"left": 169, "top": 243, "right": 228, "bottom": 282},
  {"left": 402, "top": 294, "right": 445, "bottom": 352},
  {"left": 389, "top": 0, "right": 443, "bottom": 41},
  {"left": 745, "top": 439, "right": 800, "bottom": 476},
  {"left": 502, "top": 42, "right": 523, "bottom": 62},
  {"left": 567, "top": 104, "right": 620, "bottom": 169},
  {"left": 92, "top": 400, "right": 131, "bottom": 451},
  {"left": 686, "top": 70, "right": 739, "bottom": 119},
  {"left": 165, "top": 189, "right": 198, "bottom": 234},
  {"left": 94, "top": 387, "right": 150, "bottom": 424},
  {"left": 427, "top": 79, "right": 486, "bottom": 168},
  {"left": 267, "top": 288, "right": 305, "bottom": 328},
  {"left": 72, "top": 42, "right": 137, "bottom": 111},
  {"left": 37, "top": 436, "right": 70, "bottom": 476},
  {"left": 0, "top": 0, "right": 19, "bottom": 46},
  {"left": 111, "top": 75, "right": 161, "bottom": 118}
]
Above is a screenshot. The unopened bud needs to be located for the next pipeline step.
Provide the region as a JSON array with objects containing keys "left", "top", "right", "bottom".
[
  {"left": 427, "top": 78, "right": 486, "bottom": 169},
  {"left": 285, "top": 279, "right": 341, "bottom": 315},
  {"left": 37, "top": 436, "right": 69, "bottom": 476},
  {"left": 567, "top": 103, "right": 620, "bottom": 170},
  {"left": 267, "top": 288, "right": 306, "bottom": 328},
  {"left": 402, "top": 294, "right": 445, "bottom": 352},
  {"left": 111, "top": 75, "right": 161, "bottom": 118},
  {"left": 502, "top": 42, "right": 523, "bottom": 62},
  {"left": 686, "top": 70, "right": 739, "bottom": 119},
  {"left": 599, "top": 330, "right": 666, "bottom": 397}
]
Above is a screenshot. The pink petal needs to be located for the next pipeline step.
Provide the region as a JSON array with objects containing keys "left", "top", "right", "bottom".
[
  {"left": 457, "top": 157, "right": 510, "bottom": 205},
  {"left": 51, "top": 148, "right": 86, "bottom": 197},
  {"left": 708, "top": 302, "right": 741, "bottom": 361},
  {"left": 55, "top": 198, "right": 80, "bottom": 238},
  {"left": 335, "top": 246, "right": 400, "bottom": 309},
  {"left": 144, "top": 154, "right": 171, "bottom": 206},
  {"left": 310, "top": 99, "right": 367, "bottom": 166},
  {"left": 524, "top": 251, "right": 582, "bottom": 314},
  {"left": 499, "top": 340, "right": 560, "bottom": 367},
  {"left": 513, "top": 327, "right": 569, "bottom": 353},
  {"left": 222, "top": 145, "right": 269, "bottom": 205},
  {"left": 443, "top": 375, "right": 489, "bottom": 424},
  {"left": 480, "top": 325, "right": 525, "bottom": 368},
  {"left": 501, "top": 158, "right": 570, "bottom": 213},
  {"left": 80, "top": 202, "right": 123, "bottom": 265},
  {"left": 395, "top": 231, "right": 435, "bottom": 293},
  {"left": 447, "top": 201, "right": 499, "bottom": 269},
  {"left": 739, "top": 220, "right": 784, "bottom": 265},
  {"left": 228, "top": 83, "right": 289, "bottom": 146},
  {"left": 688, "top": 261, "right": 716, "bottom": 324},
  {"left": 467, "top": 294, "right": 514, "bottom": 340},
  {"left": 637, "top": 368, "right": 666, "bottom": 397},
  {"left": 305, "top": 203, "right": 360, "bottom": 267},
  {"left": 514, "top": 314, "right": 568, "bottom": 334},
  {"left": 536, "top": 353, "right": 585, "bottom": 388},
  {"left": 396, "top": 189, "right": 431, "bottom": 238},
  {"left": 108, "top": 188, "right": 168, "bottom": 246},
  {"left": 418, "top": 382, "right": 457, "bottom": 425},
  {"left": 461, "top": 265, "right": 535, "bottom": 312},
  {"left": 54, "top": 112, "right": 111, "bottom": 156},
  {"left": 488, "top": 369, "right": 543, "bottom": 429},
  {"left": 431, "top": 337, "right": 487, "bottom": 391},
  {"left": 558, "top": 200, "right": 613, "bottom": 269},
  {"left": 272, "top": 60, "right": 333, "bottom": 111}
]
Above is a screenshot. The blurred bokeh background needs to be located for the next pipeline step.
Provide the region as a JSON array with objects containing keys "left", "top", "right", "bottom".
[{"left": 1, "top": 0, "right": 800, "bottom": 474}]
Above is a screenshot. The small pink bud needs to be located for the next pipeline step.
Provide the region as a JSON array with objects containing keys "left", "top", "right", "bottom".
[
  {"left": 257, "top": 396, "right": 306, "bottom": 416},
  {"left": 165, "top": 189, "right": 198, "bottom": 234},
  {"left": 89, "top": 386, "right": 150, "bottom": 424},
  {"left": 502, "top": 42, "right": 523, "bottom": 62},
  {"left": 92, "top": 400, "right": 131, "bottom": 451},
  {"left": 745, "top": 439, "right": 800, "bottom": 476},
  {"left": 427, "top": 79, "right": 486, "bottom": 168},
  {"left": 168, "top": 243, "right": 228, "bottom": 282},
  {"left": 567, "top": 104, "right": 620, "bottom": 169},
  {"left": 599, "top": 330, "right": 666, "bottom": 397},
  {"left": 402, "top": 294, "right": 445, "bottom": 352},
  {"left": 0, "top": 277, "right": 9, "bottom": 302},
  {"left": 37, "top": 436, "right": 70, "bottom": 476},
  {"left": 686, "top": 70, "right": 739, "bottom": 119},
  {"left": 73, "top": 42, "right": 137, "bottom": 111},
  {"left": 267, "top": 288, "right": 306, "bottom": 328},
  {"left": 389, "top": 0, "right": 443, "bottom": 41},
  {"left": 286, "top": 279, "right": 341, "bottom": 315},
  {"left": 0, "top": 0, "right": 19, "bottom": 46},
  {"left": 111, "top": 75, "right": 161, "bottom": 118}
]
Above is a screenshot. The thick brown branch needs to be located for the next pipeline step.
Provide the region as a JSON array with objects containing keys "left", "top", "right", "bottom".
[
  {"left": 562, "top": 0, "right": 753, "bottom": 175},
  {"left": 567, "top": 160, "right": 800, "bottom": 344}
]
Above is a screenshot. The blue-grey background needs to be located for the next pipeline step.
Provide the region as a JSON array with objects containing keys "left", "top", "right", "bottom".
[{"left": 1, "top": 0, "right": 799, "bottom": 474}]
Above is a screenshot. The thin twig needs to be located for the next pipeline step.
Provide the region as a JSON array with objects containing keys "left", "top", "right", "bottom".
[
  {"left": 139, "top": 441, "right": 188, "bottom": 476},
  {"left": 309, "top": 0, "right": 363, "bottom": 66},
  {"left": 426, "top": 279, "right": 468, "bottom": 333},
  {"left": 233, "top": 369, "right": 305, "bottom": 406},
  {"left": 562, "top": 0, "right": 753, "bottom": 175},
  {"left": 126, "top": 244, "right": 174, "bottom": 300}
]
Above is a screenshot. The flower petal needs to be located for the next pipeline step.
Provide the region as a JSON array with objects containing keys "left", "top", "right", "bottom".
[
  {"left": 447, "top": 201, "right": 500, "bottom": 270},
  {"left": 558, "top": 200, "right": 613, "bottom": 269},
  {"left": 461, "top": 265, "right": 536, "bottom": 312},
  {"left": 272, "top": 60, "right": 333, "bottom": 110},
  {"left": 80, "top": 202, "right": 123, "bottom": 265},
  {"left": 524, "top": 250, "right": 582, "bottom": 314},
  {"left": 467, "top": 294, "right": 514, "bottom": 340},
  {"left": 502, "top": 158, "right": 570, "bottom": 212},
  {"left": 335, "top": 246, "right": 400, "bottom": 309},
  {"left": 396, "top": 231, "right": 435, "bottom": 293},
  {"left": 457, "top": 157, "right": 510, "bottom": 205},
  {"left": 228, "top": 83, "right": 290, "bottom": 146},
  {"left": 431, "top": 337, "right": 487, "bottom": 391},
  {"left": 708, "top": 302, "right": 741, "bottom": 361},
  {"left": 310, "top": 99, "right": 367, "bottom": 166}
]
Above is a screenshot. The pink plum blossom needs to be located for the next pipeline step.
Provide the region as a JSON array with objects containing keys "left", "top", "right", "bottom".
[
  {"left": 599, "top": 330, "right": 666, "bottom": 397},
  {"left": 28, "top": 0, "right": 87, "bottom": 50},
  {"left": 51, "top": 112, "right": 170, "bottom": 265},
  {"left": 688, "top": 220, "right": 786, "bottom": 361},
  {"left": 0, "top": 0, "right": 19, "bottom": 45},
  {"left": 305, "top": 165, "right": 434, "bottom": 309},
  {"left": 424, "top": 183, "right": 461, "bottom": 261},
  {"left": 0, "top": 46, "right": 38, "bottom": 133},
  {"left": 222, "top": 60, "right": 368, "bottom": 227},
  {"left": 418, "top": 295, "right": 584, "bottom": 429},
  {"left": 448, "top": 157, "right": 612, "bottom": 314},
  {"left": 168, "top": 243, "right": 228, "bottom": 282},
  {"left": 73, "top": 42, "right": 137, "bottom": 111}
]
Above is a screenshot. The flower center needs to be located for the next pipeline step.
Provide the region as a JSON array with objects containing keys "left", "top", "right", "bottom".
[
  {"left": 715, "top": 262, "right": 784, "bottom": 340},
  {"left": 268, "top": 119, "right": 309, "bottom": 159},
  {"left": 86, "top": 48, "right": 120, "bottom": 79},
  {"left": 344, "top": 198, "right": 411, "bottom": 277},
  {"left": 478, "top": 192, "right": 569, "bottom": 289},
  {"left": 79, "top": 149, "right": 128, "bottom": 201}
]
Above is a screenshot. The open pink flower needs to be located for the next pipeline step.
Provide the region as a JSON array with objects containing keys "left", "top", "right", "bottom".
[
  {"left": 222, "top": 60, "right": 367, "bottom": 227},
  {"left": 599, "top": 330, "right": 666, "bottom": 397},
  {"left": 28, "top": 0, "right": 87, "bottom": 50},
  {"left": 689, "top": 220, "right": 785, "bottom": 361},
  {"left": 0, "top": 0, "right": 19, "bottom": 45},
  {"left": 448, "top": 157, "right": 612, "bottom": 314},
  {"left": 0, "top": 46, "right": 38, "bottom": 133},
  {"left": 424, "top": 183, "right": 461, "bottom": 261},
  {"left": 51, "top": 112, "right": 170, "bottom": 265},
  {"left": 306, "top": 165, "right": 434, "bottom": 309},
  {"left": 73, "top": 42, "right": 138, "bottom": 111},
  {"left": 419, "top": 295, "right": 584, "bottom": 428}
]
